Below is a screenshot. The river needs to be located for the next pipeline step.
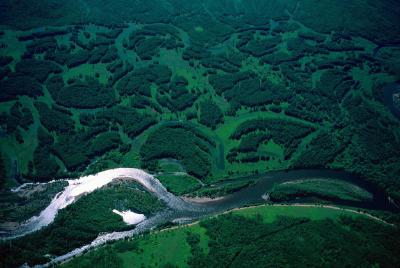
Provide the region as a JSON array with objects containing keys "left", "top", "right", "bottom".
[
  {"left": 1, "top": 168, "right": 397, "bottom": 266},
  {"left": 383, "top": 83, "right": 400, "bottom": 120}
]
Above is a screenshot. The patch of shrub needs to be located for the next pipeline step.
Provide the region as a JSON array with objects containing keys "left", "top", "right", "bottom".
[
  {"left": 65, "top": 49, "right": 91, "bottom": 68},
  {"left": 35, "top": 102, "right": 74, "bottom": 134},
  {"left": 116, "top": 64, "right": 172, "bottom": 97},
  {"left": 231, "top": 118, "right": 315, "bottom": 159},
  {"left": 10, "top": 102, "right": 33, "bottom": 130},
  {"left": 53, "top": 78, "right": 116, "bottom": 109},
  {"left": 97, "top": 106, "right": 157, "bottom": 138},
  {"left": 156, "top": 78, "right": 198, "bottom": 112},
  {"left": 15, "top": 59, "right": 62, "bottom": 82},
  {"left": 140, "top": 124, "right": 214, "bottom": 179},
  {"left": 237, "top": 33, "right": 282, "bottom": 57},
  {"left": 126, "top": 24, "right": 183, "bottom": 60},
  {"left": 0, "top": 56, "right": 13, "bottom": 66},
  {"left": 292, "top": 131, "right": 346, "bottom": 168},
  {"left": 53, "top": 130, "right": 122, "bottom": 171},
  {"left": 32, "top": 127, "right": 60, "bottom": 181},
  {"left": 198, "top": 100, "right": 223, "bottom": 129},
  {"left": 0, "top": 74, "right": 43, "bottom": 101},
  {"left": 25, "top": 37, "right": 57, "bottom": 55}
]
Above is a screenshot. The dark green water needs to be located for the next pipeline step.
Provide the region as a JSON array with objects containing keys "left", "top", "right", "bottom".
[{"left": 384, "top": 83, "right": 400, "bottom": 120}]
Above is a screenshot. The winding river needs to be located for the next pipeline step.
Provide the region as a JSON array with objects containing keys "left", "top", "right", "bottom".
[{"left": 1, "top": 168, "right": 398, "bottom": 266}]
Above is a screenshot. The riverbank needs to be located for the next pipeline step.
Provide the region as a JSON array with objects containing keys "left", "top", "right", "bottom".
[
  {"left": 2, "top": 167, "right": 397, "bottom": 268},
  {"left": 0, "top": 168, "right": 196, "bottom": 240},
  {"left": 3, "top": 167, "right": 395, "bottom": 240},
  {"left": 59, "top": 202, "right": 399, "bottom": 268},
  {"left": 181, "top": 195, "right": 224, "bottom": 203},
  {"left": 151, "top": 202, "right": 395, "bottom": 237},
  {"left": 40, "top": 199, "right": 398, "bottom": 267},
  {"left": 228, "top": 203, "right": 394, "bottom": 226},
  {"left": 384, "top": 83, "right": 400, "bottom": 120}
]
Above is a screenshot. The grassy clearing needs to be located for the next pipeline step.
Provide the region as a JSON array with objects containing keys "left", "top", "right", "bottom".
[
  {"left": 268, "top": 178, "right": 373, "bottom": 202},
  {"left": 213, "top": 111, "right": 319, "bottom": 175},
  {"left": 158, "top": 158, "right": 185, "bottom": 173},
  {"left": 61, "top": 223, "right": 209, "bottom": 268},
  {"left": 60, "top": 203, "right": 387, "bottom": 268},
  {"left": 118, "top": 224, "right": 208, "bottom": 268},
  {"left": 119, "top": 227, "right": 191, "bottom": 268},
  {"left": 232, "top": 204, "right": 370, "bottom": 223},
  {"left": 62, "top": 63, "right": 110, "bottom": 85},
  {"left": 156, "top": 173, "right": 202, "bottom": 195}
]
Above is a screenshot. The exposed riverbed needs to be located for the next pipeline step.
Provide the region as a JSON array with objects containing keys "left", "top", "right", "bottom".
[{"left": 1, "top": 168, "right": 397, "bottom": 267}]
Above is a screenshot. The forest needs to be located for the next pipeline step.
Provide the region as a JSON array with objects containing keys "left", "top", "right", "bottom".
[
  {"left": 57, "top": 206, "right": 400, "bottom": 268},
  {"left": 0, "top": 183, "right": 164, "bottom": 267},
  {"left": 0, "top": 0, "right": 400, "bottom": 267},
  {"left": 198, "top": 100, "right": 224, "bottom": 129},
  {"left": 140, "top": 124, "right": 214, "bottom": 179},
  {"left": 0, "top": 1, "right": 398, "bottom": 196},
  {"left": 187, "top": 213, "right": 400, "bottom": 267}
]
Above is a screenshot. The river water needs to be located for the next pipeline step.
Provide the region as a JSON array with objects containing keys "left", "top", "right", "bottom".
[
  {"left": 383, "top": 83, "right": 400, "bottom": 120},
  {"left": 1, "top": 168, "right": 397, "bottom": 266}
]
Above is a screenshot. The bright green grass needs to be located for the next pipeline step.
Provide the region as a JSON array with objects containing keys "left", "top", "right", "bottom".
[
  {"left": 62, "top": 63, "right": 110, "bottom": 84},
  {"left": 1, "top": 17, "right": 395, "bottom": 201},
  {"left": 118, "top": 224, "right": 208, "bottom": 268},
  {"left": 119, "top": 228, "right": 188, "bottom": 268},
  {"left": 0, "top": 30, "right": 26, "bottom": 66},
  {"left": 217, "top": 111, "right": 319, "bottom": 144},
  {"left": 269, "top": 178, "right": 373, "bottom": 202},
  {"left": 214, "top": 111, "right": 319, "bottom": 174},
  {"left": 119, "top": 123, "right": 159, "bottom": 169},
  {"left": 158, "top": 159, "right": 185, "bottom": 173},
  {"left": 261, "top": 140, "right": 284, "bottom": 158},
  {"left": 157, "top": 173, "right": 202, "bottom": 195},
  {"left": 194, "top": 26, "right": 204, "bottom": 32},
  {"left": 60, "top": 204, "right": 381, "bottom": 268},
  {"left": 233, "top": 204, "right": 368, "bottom": 223},
  {"left": 190, "top": 224, "right": 209, "bottom": 254}
]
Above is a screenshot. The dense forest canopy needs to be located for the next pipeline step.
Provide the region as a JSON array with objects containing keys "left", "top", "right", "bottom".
[
  {"left": 0, "top": 0, "right": 399, "bottom": 207},
  {"left": 1, "top": 0, "right": 400, "bottom": 45},
  {"left": 0, "top": 0, "right": 400, "bottom": 267}
]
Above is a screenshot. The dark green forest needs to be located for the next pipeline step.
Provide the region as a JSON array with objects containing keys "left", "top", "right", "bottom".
[
  {"left": 0, "top": 183, "right": 164, "bottom": 267},
  {"left": 188, "top": 214, "right": 400, "bottom": 267},
  {"left": 0, "top": 0, "right": 399, "bottom": 198},
  {"left": 0, "top": 0, "right": 400, "bottom": 267},
  {"left": 58, "top": 208, "right": 400, "bottom": 268}
]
